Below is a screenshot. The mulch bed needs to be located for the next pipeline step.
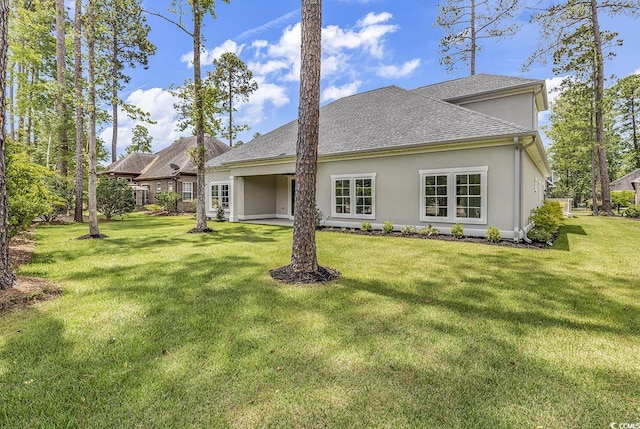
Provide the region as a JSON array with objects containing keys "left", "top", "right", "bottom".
[
  {"left": 270, "top": 265, "right": 341, "bottom": 284},
  {"left": 1, "top": 231, "right": 61, "bottom": 313},
  {"left": 318, "top": 226, "right": 551, "bottom": 249}
]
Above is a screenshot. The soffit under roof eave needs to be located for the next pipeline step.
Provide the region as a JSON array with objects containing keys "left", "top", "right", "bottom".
[
  {"left": 524, "top": 132, "right": 552, "bottom": 178},
  {"left": 207, "top": 132, "right": 537, "bottom": 171}
]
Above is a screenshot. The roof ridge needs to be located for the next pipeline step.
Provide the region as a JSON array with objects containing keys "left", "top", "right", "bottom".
[{"left": 611, "top": 168, "right": 640, "bottom": 184}]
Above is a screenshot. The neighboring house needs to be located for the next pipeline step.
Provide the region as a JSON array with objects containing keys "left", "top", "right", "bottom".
[
  {"left": 102, "top": 135, "right": 231, "bottom": 212},
  {"left": 205, "top": 74, "right": 551, "bottom": 240},
  {"left": 610, "top": 169, "right": 640, "bottom": 206}
]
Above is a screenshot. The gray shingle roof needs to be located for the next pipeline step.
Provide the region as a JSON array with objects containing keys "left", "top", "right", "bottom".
[
  {"left": 101, "top": 152, "right": 156, "bottom": 175},
  {"left": 412, "top": 73, "right": 545, "bottom": 102},
  {"left": 137, "top": 135, "right": 230, "bottom": 180},
  {"left": 610, "top": 168, "right": 640, "bottom": 191},
  {"left": 208, "top": 85, "right": 533, "bottom": 168}
]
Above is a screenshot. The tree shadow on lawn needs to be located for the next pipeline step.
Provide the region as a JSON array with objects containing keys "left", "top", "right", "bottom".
[
  {"left": 550, "top": 224, "right": 587, "bottom": 252},
  {"left": 341, "top": 252, "right": 638, "bottom": 337},
  {"left": 6, "top": 217, "right": 639, "bottom": 426},
  {"left": 3, "top": 253, "right": 639, "bottom": 427}
]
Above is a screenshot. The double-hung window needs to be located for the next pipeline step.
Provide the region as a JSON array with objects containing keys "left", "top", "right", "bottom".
[
  {"left": 331, "top": 174, "right": 375, "bottom": 219},
  {"left": 420, "top": 167, "right": 487, "bottom": 224},
  {"left": 210, "top": 182, "right": 230, "bottom": 210},
  {"left": 181, "top": 182, "right": 193, "bottom": 201}
]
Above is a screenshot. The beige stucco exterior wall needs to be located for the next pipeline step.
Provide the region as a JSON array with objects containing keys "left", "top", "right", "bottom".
[
  {"left": 241, "top": 176, "right": 277, "bottom": 218},
  {"left": 460, "top": 92, "right": 537, "bottom": 130},
  {"left": 315, "top": 144, "right": 517, "bottom": 237},
  {"left": 521, "top": 151, "right": 547, "bottom": 230},
  {"left": 275, "top": 175, "right": 290, "bottom": 218},
  {"left": 206, "top": 141, "right": 548, "bottom": 239}
]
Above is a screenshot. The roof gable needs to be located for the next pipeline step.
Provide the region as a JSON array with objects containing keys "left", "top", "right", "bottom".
[
  {"left": 610, "top": 168, "right": 640, "bottom": 190},
  {"left": 102, "top": 152, "right": 156, "bottom": 175},
  {"left": 208, "top": 85, "right": 532, "bottom": 167},
  {"left": 136, "top": 135, "right": 231, "bottom": 180}
]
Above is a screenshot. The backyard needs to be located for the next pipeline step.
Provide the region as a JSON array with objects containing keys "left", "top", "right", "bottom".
[{"left": 1, "top": 214, "right": 639, "bottom": 428}]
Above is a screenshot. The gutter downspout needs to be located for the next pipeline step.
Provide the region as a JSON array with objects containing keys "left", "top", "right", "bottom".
[
  {"left": 533, "top": 86, "right": 544, "bottom": 129},
  {"left": 514, "top": 136, "right": 537, "bottom": 242}
]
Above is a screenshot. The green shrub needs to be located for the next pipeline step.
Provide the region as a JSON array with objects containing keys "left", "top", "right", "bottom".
[
  {"left": 420, "top": 224, "right": 439, "bottom": 237},
  {"left": 360, "top": 221, "right": 373, "bottom": 232},
  {"left": 156, "top": 191, "right": 180, "bottom": 213},
  {"left": 527, "top": 200, "right": 563, "bottom": 242},
  {"left": 6, "top": 143, "right": 66, "bottom": 236},
  {"left": 96, "top": 179, "right": 135, "bottom": 220},
  {"left": 486, "top": 226, "right": 502, "bottom": 243},
  {"left": 624, "top": 205, "right": 640, "bottom": 218},
  {"left": 144, "top": 204, "right": 164, "bottom": 212},
  {"left": 382, "top": 220, "right": 394, "bottom": 234},
  {"left": 451, "top": 223, "right": 464, "bottom": 238},
  {"left": 401, "top": 225, "right": 418, "bottom": 235},
  {"left": 216, "top": 206, "right": 225, "bottom": 222},
  {"left": 612, "top": 190, "right": 635, "bottom": 213}
]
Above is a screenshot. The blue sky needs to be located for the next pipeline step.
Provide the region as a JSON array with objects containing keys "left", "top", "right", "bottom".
[{"left": 98, "top": 0, "right": 640, "bottom": 158}]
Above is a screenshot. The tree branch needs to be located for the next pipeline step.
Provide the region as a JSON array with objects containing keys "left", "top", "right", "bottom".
[{"left": 142, "top": 8, "right": 193, "bottom": 37}]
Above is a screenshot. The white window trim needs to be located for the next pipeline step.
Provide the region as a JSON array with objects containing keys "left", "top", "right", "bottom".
[
  {"left": 419, "top": 166, "right": 488, "bottom": 224},
  {"left": 182, "top": 182, "right": 193, "bottom": 201},
  {"left": 209, "top": 181, "right": 231, "bottom": 212},
  {"left": 330, "top": 173, "right": 376, "bottom": 219}
]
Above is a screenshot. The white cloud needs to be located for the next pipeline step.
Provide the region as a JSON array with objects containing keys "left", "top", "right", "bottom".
[
  {"left": 545, "top": 75, "right": 573, "bottom": 106},
  {"left": 99, "top": 87, "right": 184, "bottom": 159},
  {"left": 237, "top": 77, "right": 290, "bottom": 125},
  {"left": 169, "top": 10, "right": 406, "bottom": 142},
  {"left": 181, "top": 40, "right": 245, "bottom": 68},
  {"left": 245, "top": 11, "right": 399, "bottom": 84},
  {"left": 358, "top": 11, "right": 392, "bottom": 27},
  {"left": 321, "top": 81, "right": 362, "bottom": 102},
  {"left": 323, "top": 12, "right": 398, "bottom": 59},
  {"left": 376, "top": 58, "right": 421, "bottom": 78},
  {"left": 635, "top": 68, "right": 640, "bottom": 75}
]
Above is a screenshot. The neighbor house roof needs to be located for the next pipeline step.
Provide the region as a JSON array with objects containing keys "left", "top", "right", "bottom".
[
  {"left": 610, "top": 168, "right": 640, "bottom": 191},
  {"left": 207, "top": 85, "right": 534, "bottom": 168},
  {"left": 101, "top": 152, "right": 156, "bottom": 176},
  {"left": 412, "top": 74, "right": 548, "bottom": 109},
  {"left": 137, "top": 135, "right": 230, "bottom": 180}
]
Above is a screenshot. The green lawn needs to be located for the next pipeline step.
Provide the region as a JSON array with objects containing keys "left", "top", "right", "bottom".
[{"left": 1, "top": 214, "right": 639, "bottom": 428}]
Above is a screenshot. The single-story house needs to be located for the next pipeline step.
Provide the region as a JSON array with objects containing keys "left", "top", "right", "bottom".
[
  {"left": 102, "top": 135, "right": 230, "bottom": 212},
  {"left": 610, "top": 168, "right": 640, "bottom": 206},
  {"left": 205, "top": 74, "right": 551, "bottom": 240}
]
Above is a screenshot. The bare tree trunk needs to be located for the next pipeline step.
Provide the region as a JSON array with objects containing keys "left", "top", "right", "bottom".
[
  {"left": 632, "top": 97, "right": 639, "bottom": 169},
  {"left": 8, "top": 61, "right": 14, "bottom": 141},
  {"left": 73, "top": 0, "right": 84, "bottom": 223},
  {"left": 191, "top": 0, "right": 210, "bottom": 233},
  {"left": 589, "top": 99, "right": 599, "bottom": 215},
  {"left": 291, "top": 0, "right": 322, "bottom": 274},
  {"left": 1, "top": 0, "right": 17, "bottom": 290},
  {"left": 55, "top": 0, "right": 68, "bottom": 177},
  {"left": 590, "top": 145, "right": 599, "bottom": 215},
  {"left": 228, "top": 75, "right": 233, "bottom": 146},
  {"left": 470, "top": 0, "right": 476, "bottom": 76},
  {"left": 87, "top": 0, "right": 100, "bottom": 237},
  {"left": 111, "top": 29, "right": 118, "bottom": 163},
  {"left": 590, "top": 0, "right": 612, "bottom": 215}
]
